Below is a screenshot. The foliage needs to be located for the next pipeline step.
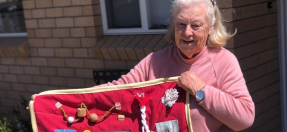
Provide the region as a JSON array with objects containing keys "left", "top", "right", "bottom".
[
  {"left": 0, "top": 117, "right": 13, "bottom": 132},
  {"left": 11, "top": 96, "right": 32, "bottom": 132}
]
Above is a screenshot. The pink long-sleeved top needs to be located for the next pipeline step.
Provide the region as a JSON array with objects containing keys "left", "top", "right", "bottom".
[{"left": 96, "top": 45, "right": 255, "bottom": 131}]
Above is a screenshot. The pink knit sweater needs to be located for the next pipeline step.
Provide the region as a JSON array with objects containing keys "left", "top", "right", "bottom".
[{"left": 96, "top": 45, "right": 255, "bottom": 131}]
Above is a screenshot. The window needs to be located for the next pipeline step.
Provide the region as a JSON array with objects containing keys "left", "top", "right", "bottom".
[
  {"left": 100, "top": 0, "right": 172, "bottom": 35},
  {"left": 0, "top": 0, "right": 27, "bottom": 37}
]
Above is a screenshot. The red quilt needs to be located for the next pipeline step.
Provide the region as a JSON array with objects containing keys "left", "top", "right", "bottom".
[{"left": 29, "top": 79, "right": 190, "bottom": 132}]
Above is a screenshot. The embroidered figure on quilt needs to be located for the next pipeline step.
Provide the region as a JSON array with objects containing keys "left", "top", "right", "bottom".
[
  {"left": 161, "top": 88, "right": 179, "bottom": 107},
  {"left": 134, "top": 93, "right": 150, "bottom": 132},
  {"left": 55, "top": 102, "right": 122, "bottom": 124}
]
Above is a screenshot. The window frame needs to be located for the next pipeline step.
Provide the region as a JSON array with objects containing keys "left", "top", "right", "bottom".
[
  {"left": 100, "top": 0, "right": 168, "bottom": 35},
  {"left": 278, "top": 0, "right": 287, "bottom": 131},
  {"left": 0, "top": 33, "right": 27, "bottom": 37}
]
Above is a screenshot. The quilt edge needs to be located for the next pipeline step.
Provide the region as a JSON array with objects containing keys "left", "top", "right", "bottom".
[
  {"left": 29, "top": 100, "right": 38, "bottom": 132},
  {"left": 38, "top": 76, "right": 180, "bottom": 95},
  {"left": 185, "top": 92, "right": 193, "bottom": 132}
]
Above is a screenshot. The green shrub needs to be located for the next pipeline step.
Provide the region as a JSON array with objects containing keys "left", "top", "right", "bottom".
[
  {"left": 0, "top": 117, "right": 13, "bottom": 132},
  {"left": 11, "top": 96, "right": 32, "bottom": 132}
]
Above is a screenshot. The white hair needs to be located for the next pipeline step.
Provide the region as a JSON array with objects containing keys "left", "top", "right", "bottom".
[{"left": 165, "top": 0, "right": 235, "bottom": 47}]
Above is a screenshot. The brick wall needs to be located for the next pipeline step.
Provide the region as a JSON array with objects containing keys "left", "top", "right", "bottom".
[
  {"left": 227, "top": 0, "right": 281, "bottom": 131},
  {"left": 0, "top": 0, "right": 138, "bottom": 119},
  {"left": 0, "top": 0, "right": 282, "bottom": 131}
]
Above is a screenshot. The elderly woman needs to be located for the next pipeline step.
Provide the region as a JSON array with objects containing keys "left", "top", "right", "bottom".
[
  {"left": 32, "top": 0, "right": 255, "bottom": 131},
  {"left": 100, "top": 0, "right": 254, "bottom": 131}
]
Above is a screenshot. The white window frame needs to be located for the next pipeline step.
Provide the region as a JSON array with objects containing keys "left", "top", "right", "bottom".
[
  {"left": 0, "top": 33, "right": 27, "bottom": 37},
  {"left": 100, "top": 0, "right": 168, "bottom": 35}
]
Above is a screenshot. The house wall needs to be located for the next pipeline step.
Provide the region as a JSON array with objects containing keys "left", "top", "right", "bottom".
[
  {"left": 0, "top": 0, "right": 138, "bottom": 120},
  {"left": 229, "top": 0, "right": 280, "bottom": 131},
  {"left": 0, "top": 0, "right": 282, "bottom": 131}
]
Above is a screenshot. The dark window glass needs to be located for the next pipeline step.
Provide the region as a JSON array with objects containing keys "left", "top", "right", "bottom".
[
  {"left": 105, "top": 0, "right": 141, "bottom": 29},
  {"left": 147, "top": 0, "right": 172, "bottom": 29},
  {"left": 0, "top": 0, "right": 26, "bottom": 33}
]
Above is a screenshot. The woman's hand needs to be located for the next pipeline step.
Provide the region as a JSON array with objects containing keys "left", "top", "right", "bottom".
[{"left": 178, "top": 71, "right": 206, "bottom": 96}]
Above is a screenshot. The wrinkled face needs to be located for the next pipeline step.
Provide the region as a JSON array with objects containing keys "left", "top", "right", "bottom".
[{"left": 174, "top": 3, "right": 212, "bottom": 58}]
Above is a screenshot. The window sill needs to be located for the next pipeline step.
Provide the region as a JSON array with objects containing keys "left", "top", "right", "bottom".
[
  {"left": 94, "top": 35, "right": 170, "bottom": 60},
  {"left": 0, "top": 37, "right": 29, "bottom": 58}
]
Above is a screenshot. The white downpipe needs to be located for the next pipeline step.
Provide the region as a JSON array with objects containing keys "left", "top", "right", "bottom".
[{"left": 277, "top": 0, "right": 287, "bottom": 131}]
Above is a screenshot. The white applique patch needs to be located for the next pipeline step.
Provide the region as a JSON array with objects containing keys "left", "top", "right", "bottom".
[
  {"left": 161, "top": 88, "right": 179, "bottom": 107},
  {"left": 55, "top": 102, "right": 62, "bottom": 109},
  {"left": 155, "top": 120, "right": 179, "bottom": 132},
  {"left": 115, "top": 102, "right": 121, "bottom": 110}
]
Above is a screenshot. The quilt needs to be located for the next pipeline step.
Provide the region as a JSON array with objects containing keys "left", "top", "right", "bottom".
[{"left": 29, "top": 77, "right": 193, "bottom": 132}]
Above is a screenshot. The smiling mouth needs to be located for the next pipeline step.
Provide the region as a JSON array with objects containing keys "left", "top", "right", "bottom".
[{"left": 182, "top": 40, "right": 194, "bottom": 44}]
